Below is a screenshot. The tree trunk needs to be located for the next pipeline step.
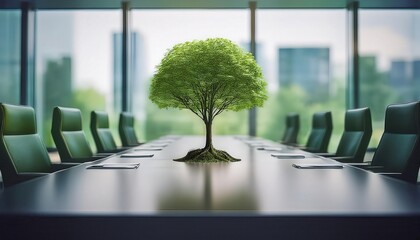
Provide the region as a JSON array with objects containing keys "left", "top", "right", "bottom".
[
  {"left": 173, "top": 119, "right": 240, "bottom": 162},
  {"left": 205, "top": 121, "right": 212, "bottom": 149}
]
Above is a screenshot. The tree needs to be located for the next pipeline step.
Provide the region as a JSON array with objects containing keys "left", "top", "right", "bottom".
[{"left": 150, "top": 38, "right": 268, "bottom": 162}]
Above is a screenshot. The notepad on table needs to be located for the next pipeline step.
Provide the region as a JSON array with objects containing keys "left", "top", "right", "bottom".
[
  {"left": 153, "top": 140, "right": 173, "bottom": 144},
  {"left": 292, "top": 163, "right": 344, "bottom": 169},
  {"left": 244, "top": 140, "right": 264, "bottom": 144},
  {"left": 120, "top": 153, "right": 154, "bottom": 158},
  {"left": 133, "top": 148, "right": 162, "bottom": 151},
  {"left": 257, "top": 147, "right": 283, "bottom": 151},
  {"left": 87, "top": 163, "right": 140, "bottom": 169},
  {"left": 271, "top": 153, "right": 306, "bottom": 159},
  {"left": 147, "top": 144, "right": 167, "bottom": 148}
]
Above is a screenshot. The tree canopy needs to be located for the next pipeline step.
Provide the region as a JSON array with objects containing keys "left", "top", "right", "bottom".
[
  {"left": 149, "top": 38, "right": 267, "bottom": 162},
  {"left": 150, "top": 38, "right": 268, "bottom": 125}
]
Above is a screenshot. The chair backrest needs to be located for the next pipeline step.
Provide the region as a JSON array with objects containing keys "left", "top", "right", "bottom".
[
  {"left": 282, "top": 113, "right": 299, "bottom": 145},
  {"left": 51, "top": 107, "right": 93, "bottom": 162},
  {"left": 371, "top": 101, "right": 420, "bottom": 183},
  {"left": 335, "top": 108, "right": 372, "bottom": 162},
  {"left": 90, "top": 111, "right": 117, "bottom": 153},
  {"left": 305, "top": 111, "right": 332, "bottom": 153},
  {"left": 119, "top": 112, "right": 139, "bottom": 147},
  {"left": 0, "top": 103, "right": 52, "bottom": 186}
]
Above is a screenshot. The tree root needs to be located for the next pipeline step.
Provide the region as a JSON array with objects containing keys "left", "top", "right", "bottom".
[{"left": 174, "top": 146, "right": 240, "bottom": 163}]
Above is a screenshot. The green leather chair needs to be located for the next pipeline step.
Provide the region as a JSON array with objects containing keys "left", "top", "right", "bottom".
[
  {"left": 90, "top": 111, "right": 125, "bottom": 153},
  {"left": 119, "top": 112, "right": 141, "bottom": 147},
  {"left": 302, "top": 111, "right": 332, "bottom": 153},
  {"left": 352, "top": 101, "right": 420, "bottom": 183},
  {"left": 318, "top": 108, "right": 372, "bottom": 163},
  {"left": 281, "top": 113, "right": 299, "bottom": 145},
  {"left": 0, "top": 103, "right": 75, "bottom": 187},
  {"left": 51, "top": 107, "right": 104, "bottom": 163}
]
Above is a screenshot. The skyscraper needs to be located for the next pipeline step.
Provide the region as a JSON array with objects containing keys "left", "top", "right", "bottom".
[
  {"left": 278, "top": 47, "right": 330, "bottom": 101},
  {"left": 36, "top": 12, "right": 75, "bottom": 146},
  {"left": 43, "top": 57, "right": 73, "bottom": 110},
  {"left": 389, "top": 60, "right": 412, "bottom": 88},
  {"left": 389, "top": 59, "right": 420, "bottom": 102},
  {"left": 42, "top": 56, "right": 73, "bottom": 146}
]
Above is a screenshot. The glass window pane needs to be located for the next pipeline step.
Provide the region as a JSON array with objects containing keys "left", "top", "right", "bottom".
[
  {"left": 0, "top": 10, "right": 20, "bottom": 104},
  {"left": 36, "top": 11, "right": 121, "bottom": 149},
  {"left": 131, "top": 10, "right": 249, "bottom": 141},
  {"left": 256, "top": 10, "right": 347, "bottom": 152},
  {"left": 359, "top": 10, "right": 420, "bottom": 147}
]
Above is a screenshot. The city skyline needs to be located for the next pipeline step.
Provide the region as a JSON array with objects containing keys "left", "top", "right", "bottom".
[
  {"left": 3, "top": 9, "right": 419, "bottom": 146},
  {"left": 34, "top": 10, "right": 419, "bottom": 97}
]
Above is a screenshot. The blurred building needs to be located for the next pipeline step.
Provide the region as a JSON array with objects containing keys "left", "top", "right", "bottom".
[
  {"left": 278, "top": 47, "right": 330, "bottom": 101},
  {"left": 389, "top": 60, "right": 412, "bottom": 88}
]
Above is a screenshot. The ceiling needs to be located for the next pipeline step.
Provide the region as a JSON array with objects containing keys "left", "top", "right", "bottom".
[{"left": 1, "top": 0, "right": 419, "bottom": 9}]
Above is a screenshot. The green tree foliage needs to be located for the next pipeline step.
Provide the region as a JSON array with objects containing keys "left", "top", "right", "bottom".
[{"left": 150, "top": 38, "right": 268, "bottom": 162}]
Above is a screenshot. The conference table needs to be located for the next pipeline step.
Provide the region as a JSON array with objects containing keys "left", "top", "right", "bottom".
[{"left": 0, "top": 136, "right": 419, "bottom": 239}]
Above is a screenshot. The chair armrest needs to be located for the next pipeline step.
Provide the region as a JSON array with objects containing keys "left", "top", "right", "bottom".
[
  {"left": 347, "top": 162, "right": 371, "bottom": 167},
  {"left": 331, "top": 156, "right": 357, "bottom": 163},
  {"left": 352, "top": 164, "right": 385, "bottom": 171},
  {"left": 127, "top": 142, "right": 143, "bottom": 147},
  {"left": 301, "top": 147, "right": 320, "bottom": 153},
  {"left": 16, "top": 172, "right": 49, "bottom": 184},
  {"left": 2, "top": 172, "right": 48, "bottom": 187},
  {"left": 281, "top": 141, "right": 298, "bottom": 146},
  {"left": 120, "top": 146, "right": 132, "bottom": 151},
  {"left": 94, "top": 153, "right": 114, "bottom": 157},
  {"left": 98, "top": 148, "right": 128, "bottom": 154},
  {"left": 317, "top": 153, "right": 335, "bottom": 157},
  {"left": 376, "top": 172, "right": 407, "bottom": 181},
  {"left": 362, "top": 165, "right": 384, "bottom": 170},
  {"left": 51, "top": 163, "right": 78, "bottom": 171},
  {"left": 87, "top": 156, "right": 108, "bottom": 161},
  {"left": 61, "top": 156, "right": 106, "bottom": 163},
  {"left": 378, "top": 172, "right": 402, "bottom": 177}
]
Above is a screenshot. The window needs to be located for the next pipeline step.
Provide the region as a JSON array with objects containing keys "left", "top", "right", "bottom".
[
  {"left": 359, "top": 10, "right": 420, "bottom": 147},
  {"left": 36, "top": 11, "right": 121, "bottom": 148},
  {"left": 0, "top": 10, "right": 20, "bottom": 104},
  {"left": 256, "top": 10, "right": 347, "bottom": 151},
  {"left": 131, "top": 10, "right": 249, "bottom": 141}
]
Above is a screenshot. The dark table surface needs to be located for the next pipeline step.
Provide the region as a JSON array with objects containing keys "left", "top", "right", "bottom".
[
  {"left": 0, "top": 135, "right": 419, "bottom": 216},
  {"left": 0, "top": 136, "right": 419, "bottom": 239}
]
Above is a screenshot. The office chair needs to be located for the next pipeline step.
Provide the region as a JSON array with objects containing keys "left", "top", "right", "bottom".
[
  {"left": 281, "top": 113, "right": 299, "bottom": 145},
  {"left": 90, "top": 111, "right": 127, "bottom": 153},
  {"left": 301, "top": 111, "right": 332, "bottom": 153},
  {"left": 51, "top": 107, "right": 105, "bottom": 163},
  {"left": 0, "top": 103, "right": 76, "bottom": 187},
  {"left": 352, "top": 101, "right": 420, "bottom": 183},
  {"left": 318, "top": 108, "right": 372, "bottom": 163},
  {"left": 119, "top": 112, "right": 142, "bottom": 147}
]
